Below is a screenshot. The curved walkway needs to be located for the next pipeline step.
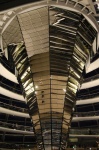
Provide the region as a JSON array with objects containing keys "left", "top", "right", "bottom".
[
  {"left": 72, "top": 116, "right": 99, "bottom": 122},
  {"left": 76, "top": 97, "right": 99, "bottom": 105},
  {"left": 0, "top": 86, "right": 25, "bottom": 101},
  {"left": 81, "top": 78, "right": 99, "bottom": 89},
  {"left": 69, "top": 134, "right": 99, "bottom": 137},
  {"left": 1, "top": 107, "right": 99, "bottom": 122},
  {"left": 0, "top": 126, "right": 33, "bottom": 134},
  {"left": 0, "top": 107, "right": 29, "bottom": 118},
  {"left": 86, "top": 59, "right": 99, "bottom": 73},
  {"left": 0, "top": 63, "right": 18, "bottom": 84},
  {"left": 0, "top": 126, "right": 99, "bottom": 138}
]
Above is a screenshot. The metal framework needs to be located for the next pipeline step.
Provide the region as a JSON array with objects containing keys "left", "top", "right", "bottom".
[{"left": 9, "top": 6, "right": 97, "bottom": 150}]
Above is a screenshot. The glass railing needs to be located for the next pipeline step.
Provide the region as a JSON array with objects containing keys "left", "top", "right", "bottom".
[
  {"left": 77, "top": 91, "right": 99, "bottom": 99},
  {"left": 70, "top": 128, "right": 99, "bottom": 135},
  {"left": 0, "top": 101, "right": 28, "bottom": 113},
  {"left": 0, "top": 121, "right": 33, "bottom": 132},
  {"left": 0, "top": 119, "right": 98, "bottom": 135},
  {"left": 0, "top": 56, "right": 15, "bottom": 74},
  {"left": 83, "top": 74, "right": 99, "bottom": 83},
  {"left": 77, "top": 85, "right": 99, "bottom": 99},
  {"left": 73, "top": 110, "right": 99, "bottom": 117},
  {"left": 0, "top": 94, "right": 27, "bottom": 110},
  {"left": 0, "top": 81, "right": 22, "bottom": 95}
]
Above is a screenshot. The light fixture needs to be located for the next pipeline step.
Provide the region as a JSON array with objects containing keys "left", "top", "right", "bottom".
[
  {"left": 35, "top": 85, "right": 38, "bottom": 89},
  {"left": 35, "top": 91, "right": 37, "bottom": 94},
  {"left": 63, "top": 89, "right": 66, "bottom": 92}
]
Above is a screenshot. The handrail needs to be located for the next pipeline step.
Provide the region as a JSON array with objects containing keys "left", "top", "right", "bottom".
[
  {"left": 0, "top": 120, "right": 99, "bottom": 136},
  {"left": 0, "top": 121, "right": 33, "bottom": 132},
  {"left": 73, "top": 110, "right": 99, "bottom": 117},
  {"left": 70, "top": 128, "right": 99, "bottom": 135},
  {"left": 0, "top": 81, "right": 22, "bottom": 94},
  {"left": 77, "top": 91, "right": 99, "bottom": 99},
  {"left": 0, "top": 101, "right": 28, "bottom": 113},
  {"left": 84, "top": 74, "right": 99, "bottom": 83},
  {"left": 0, "top": 57, "right": 14, "bottom": 74}
]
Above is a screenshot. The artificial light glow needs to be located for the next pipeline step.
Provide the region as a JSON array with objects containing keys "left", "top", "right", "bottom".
[
  {"left": 35, "top": 91, "right": 37, "bottom": 94},
  {"left": 23, "top": 80, "right": 28, "bottom": 88},
  {"left": 35, "top": 85, "right": 38, "bottom": 89},
  {"left": 27, "top": 66, "right": 30, "bottom": 71},
  {"left": 63, "top": 89, "right": 66, "bottom": 92},
  {"left": 68, "top": 86, "right": 77, "bottom": 93},
  {"left": 97, "top": 4, "right": 99, "bottom": 9},
  {"left": 68, "top": 82, "right": 77, "bottom": 90},
  {"left": 26, "top": 87, "right": 34, "bottom": 95},
  {"left": 21, "top": 71, "right": 28, "bottom": 80},
  {"left": 25, "top": 83, "right": 33, "bottom": 90}
]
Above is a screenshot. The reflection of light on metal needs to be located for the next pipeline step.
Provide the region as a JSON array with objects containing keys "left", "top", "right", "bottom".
[
  {"left": 53, "top": 18, "right": 65, "bottom": 25},
  {"left": 97, "top": 3, "right": 99, "bottom": 9},
  {"left": 55, "top": 13, "right": 64, "bottom": 17}
]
